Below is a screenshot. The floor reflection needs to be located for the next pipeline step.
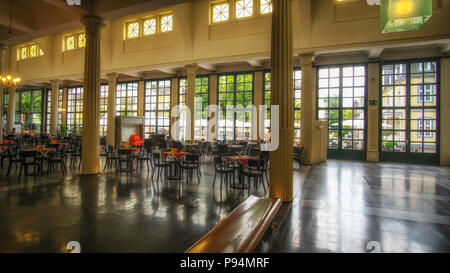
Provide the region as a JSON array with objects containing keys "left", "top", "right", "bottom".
[{"left": 0, "top": 159, "right": 449, "bottom": 252}]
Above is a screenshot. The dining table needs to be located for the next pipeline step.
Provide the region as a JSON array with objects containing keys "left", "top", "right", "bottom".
[
  {"left": 163, "top": 151, "right": 189, "bottom": 181},
  {"left": 224, "top": 155, "right": 258, "bottom": 189}
]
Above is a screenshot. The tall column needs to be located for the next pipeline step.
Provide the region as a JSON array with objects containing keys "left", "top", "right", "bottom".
[
  {"left": 186, "top": 64, "right": 197, "bottom": 143},
  {"left": 62, "top": 88, "right": 68, "bottom": 125},
  {"left": 81, "top": 15, "right": 104, "bottom": 175},
  {"left": 269, "top": 0, "right": 294, "bottom": 202},
  {"left": 441, "top": 58, "right": 450, "bottom": 166},
  {"left": 300, "top": 53, "right": 315, "bottom": 163},
  {"left": 170, "top": 77, "right": 179, "bottom": 139},
  {"left": 106, "top": 73, "right": 118, "bottom": 147},
  {"left": 0, "top": 44, "right": 7, "bottom": 142},
  {"left": 7, "top": 87, "right": 16, "bottom": 133},
  {"left": 367, "top": 63, "right": 380, "bottom": 162},
  {"left": 254, "top": 71, "right": 263, "bottom": 141},
  {"left": 50, "top": 80, "right": 60, "bottom": 136},
  {"left": 209, "top": 75, "right": 218, "bottom": 140}
]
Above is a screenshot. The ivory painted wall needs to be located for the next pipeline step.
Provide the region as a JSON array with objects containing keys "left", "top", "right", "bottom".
[{"left": 5, "top": 0, "right": 450, "bottom": 84}]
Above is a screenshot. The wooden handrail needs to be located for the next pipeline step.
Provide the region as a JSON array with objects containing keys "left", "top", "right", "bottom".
[{"left": 186, "top": 195, "right": 282, "bottom": 253}]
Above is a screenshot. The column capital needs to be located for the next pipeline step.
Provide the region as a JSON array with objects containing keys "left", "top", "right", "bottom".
[
  {"left": 107, "top": 73, "right": 119, "bottom": 81},
  {"left": 0, "top": 43, "right": 8, "bottom": 51},
  {"left": 7, "top": 86, "right": 18, "bottom": 93},
  {"left": 299, "top": 53, "right": 315, "bottom": 67},
  {"left": 51, "top": 79, "right": 61, "bottom": 85},
  {"left": 81, "top": 15, "right": 105, "bottom": 36},
  {"left": 185, "top": 64, "right": 198, "bottom": 75}
]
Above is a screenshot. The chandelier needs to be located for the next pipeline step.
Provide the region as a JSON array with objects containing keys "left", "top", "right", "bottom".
[{"left": 1, "top": 74, "right": 21, "bottom": 89}]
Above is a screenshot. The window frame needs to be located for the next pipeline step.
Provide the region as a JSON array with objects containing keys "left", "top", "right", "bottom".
[
  {"left": 116, "top": 81, "right": 139, "bottom": 117},
  {"left": 217, "top": 71, "right": 255, "bottom": 141},
  {"left": 379, "top": 58, "right": 440, "bottom": 158},
  {"left": 144, "top": 79, "right": 172, "bottom": 138}
]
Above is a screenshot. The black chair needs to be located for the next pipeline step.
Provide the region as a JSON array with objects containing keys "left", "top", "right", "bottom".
[
  {"left": 116, "top": 149, "right": 133, "bottom": 174},
  {"left": 70, "top": 144, "right": 82, "bottom": 168},
  {"left": 180, "top": 153, "right": 201, "bottom": 183},
  {"left": 158, "top": 139, "right": 167, "bottom": 151},
  {"left": 151, "top": 152, "right": 171, "bottom": 181},
  {"left": 47, "top": 149, "right": 66, "bottom": 175},
  {"left": 294, "top": 146, "right": 304, "bottom": 169},
  {"left": 217, "top": 144, "right": 228, "bottom": 156},
  {"left": 259, "top": 152, "right": 270, "bottom": 187},
  {"left": 0, "top": 145, "right": 8, "bottom": 169},
  {"left": 241, "top": 159, "right": 266, "bottom": 194},
  {"left": 103, "top": 145, "right": 118, "bottom": 171},
  {"left": 213, "top": 156, "right": 234, "bottom": 191},
  {"left": 3, "top": 146, "right": 20, "bottom": 176},
  {"left": 140, "top": 145, "right": 153, "bottom": 171},
  {"left": 18, "top": 150, "right": 43, "bottom": 178}
]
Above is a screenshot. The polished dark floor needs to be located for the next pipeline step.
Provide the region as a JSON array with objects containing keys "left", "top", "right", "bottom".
[{"left": 0, "top": 157, "right": 449, "bottom": 253}]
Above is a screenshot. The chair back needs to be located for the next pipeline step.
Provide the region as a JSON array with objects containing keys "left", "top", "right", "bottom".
[
  {"left": 152, "top": 152, "right": 162, "bottom": 163},
  {"left": 218, "top": 144, "right": 228, "bottom": 155},
  {"left": 20, "top": 150, "right": 38, "bottom": 163},
  {"left": 117, "top": 149, "right": 132, "bottom": 160},
  {"left": 213, "top": 156, "right": 224, "bottom": 170}
]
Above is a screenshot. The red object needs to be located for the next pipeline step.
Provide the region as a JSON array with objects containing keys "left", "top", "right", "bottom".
[
  {"left": 163, "top": 152, "right": 188, "bottom": 160},
  {"left": 129, "top": 134, "right": 143, "bottom": 146}
]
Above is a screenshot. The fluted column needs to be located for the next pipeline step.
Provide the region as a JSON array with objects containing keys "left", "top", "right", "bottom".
[
  {"left": 106, "top": 73, "right": 118, "bottom": 147},
  {"left": 7, "top": 87, "right": 17, "bottom": 133},
  {"left": 81, "top": 15, "right": 104, "bottom": 175},
  {"left": 299, "top": 53, "right": 314, "bottom": 163},
  {"left": 50, "top": 80, "right": 60, "bottom": 136},
  {"left": 186, "top": 64, "right": 197, "bottom": 143},
  {"left": 269, "top": 0, "right": 294, "bottom": 202}
]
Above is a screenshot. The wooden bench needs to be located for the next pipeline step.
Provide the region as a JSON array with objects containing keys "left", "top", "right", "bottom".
[{"left": 186, "top": 195, "right": 282, "bottom": 253}]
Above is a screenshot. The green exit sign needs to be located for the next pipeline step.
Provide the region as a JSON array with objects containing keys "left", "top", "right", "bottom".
[{"left": 369, "top": 100, "right": 378, "bottom": 106}]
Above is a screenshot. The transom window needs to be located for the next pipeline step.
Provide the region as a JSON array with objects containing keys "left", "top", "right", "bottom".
[
  {"left": 116, "top": 82, "right": 138, "bottom": 116},
  {"left": 127, "top": 21, "right": 140, "bottom": 39},
  {"left": 235, "top": 0, "right": 253, "bottom": 19},
  {"left": 143, "top": 18, "right": 157, "bottom": 36},
  {"left": 160, "top": 14, "right": 173, "bottom": 32},
  {"left": 17, "top": 42, "right": 44, "bottom": 61},
  {"left": 260, "top": 0, "right": 272, "bottom": 14},
  {"left": 144, "top": 80, "right": 171, "bottom": 137},
  {"left": 125, "top": 12, "right": 174, "bottom": 40},
  {"left": 210, "top": 0, "right": 270, "bottom": 24},
  {"left": 63, "top": 32, "right": 86, "bottom": 51},
  {"left": 212, "top": 2, "right": 230, "bottom": 23}
]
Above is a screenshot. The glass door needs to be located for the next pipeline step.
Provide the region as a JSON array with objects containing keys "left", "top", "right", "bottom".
[
  {"left": 380, "top": 60, "right": 439, "bottom": 164},
  {"left": 317, "top": 65, "right": 367, "bottom": 160}
]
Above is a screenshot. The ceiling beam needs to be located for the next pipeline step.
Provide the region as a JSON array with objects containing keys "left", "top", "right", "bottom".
[
  {"left": 197, "top": 63, "right": 217, "bottom": 71},
  {"left": 0, "top": 6, "right": 35, "bottom": 33}
]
